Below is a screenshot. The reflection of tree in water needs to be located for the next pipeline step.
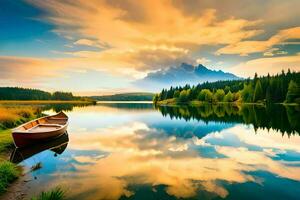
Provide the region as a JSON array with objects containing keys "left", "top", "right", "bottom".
[
  {"left": 156, "top": 104, "right": 300, "bottom": 136},
  {"left": 41, "top": 103, "right": 92, "bottom": 112},
  {"left": 97, "top": 103, "right": 154, "bottom": 110}
]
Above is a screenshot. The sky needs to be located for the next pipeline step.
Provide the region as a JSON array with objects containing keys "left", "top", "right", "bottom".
[{"left": 0, "top": 0, "right": 300, "bottom": 95}]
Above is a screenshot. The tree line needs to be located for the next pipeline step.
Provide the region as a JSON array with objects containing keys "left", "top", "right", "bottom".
[
  {"left": 92, "top": 92, "right": 154, "bottom": 101},
  {"left": 153, "top": 70, "right": 300, "bottom": 104},
  {"left": 0, "top": 87, "right": 81, "bottom": 101}
]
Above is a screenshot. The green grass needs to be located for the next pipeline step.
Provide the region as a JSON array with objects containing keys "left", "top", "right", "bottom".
[
  {"left": 0, "top": 107, "right": 38, "bottom": 194},
  {"left": 0, "top": 131, "right": 21, "bottom": 194},
  {"left": 0, "top": 130, "right": 14, "bottom": 159},
  {"left": 0, "top": 161, "right": 20, "bottom": 194},
  {"left": 31, "top": 187, "right": 66, "bottom": 200}
]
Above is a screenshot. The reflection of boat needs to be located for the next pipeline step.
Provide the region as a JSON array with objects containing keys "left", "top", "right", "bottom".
[
  {"left": 12, "top": 112, "right": 69, "bottom": 147},
  {"left": 10, "top": 133, "right": 69, "bottom": 164}
]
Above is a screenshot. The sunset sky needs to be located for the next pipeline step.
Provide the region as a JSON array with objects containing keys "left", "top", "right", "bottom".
[{"left": 1, "top": 0, "right": 300, "bottom": 95}]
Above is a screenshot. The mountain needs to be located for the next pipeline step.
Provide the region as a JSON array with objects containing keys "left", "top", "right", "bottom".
[
  {"left": 136, "top": 63, "right": 240, "bottom": 90},
  {"left": 91, "top": 92, "right": 154, "bottom": 101}
]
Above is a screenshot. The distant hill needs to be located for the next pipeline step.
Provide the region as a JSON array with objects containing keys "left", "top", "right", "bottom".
[
  {"left": 136, "top": 63, "right": 240, "bottom": 90},
  {"left": 91, "top": 92, "right": 154, "bottom": 101},
  {"left": 0, "top": 87, "right": 90, "bottom": 101}
]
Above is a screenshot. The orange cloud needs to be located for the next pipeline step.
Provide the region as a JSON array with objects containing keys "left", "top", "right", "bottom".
[
  {"left": 1, "top": 0, "right": 297, "bottom": 89},
  {"left": 216, "top": 27, "right": 300, "bottom": 56},
  {"left": 28, "top": 0, "right": 262, "bottom": 70},
  {"left": 229, "top": 54, "right": 300, "bottom": 77},
  {"left": 0, "top": 56, "right": 65, "bottom": 88}
]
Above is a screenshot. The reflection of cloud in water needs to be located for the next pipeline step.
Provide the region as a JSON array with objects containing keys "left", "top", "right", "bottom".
[
  {"left": 148, "top": 118, "right": 235, "bottom": 139},
  {"left": 40, "top": 123, "right": 300, "bottom": 200}
]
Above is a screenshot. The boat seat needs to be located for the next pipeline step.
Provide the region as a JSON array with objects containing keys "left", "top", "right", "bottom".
[
  {"left": 39, "top": 124, "right": 63, "bottom": 127},
  {"left": 23, "top": 123, "right": 62, "bottom": 132},
  {"left": 49, "top": 117, "right": 67, "bottom": 120}
]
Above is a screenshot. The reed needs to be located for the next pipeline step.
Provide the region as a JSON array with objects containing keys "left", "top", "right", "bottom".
[
  {"left": 0, "top": 107, "right": 37, "bottom": 129},
  {"left": 30, "top": 162, "right": 42, "bottom": 171},
  {"left": 31, "top": 187, "right": 66, "bottom": 200},
  {"left": 0, "top": 106, "right": 39, "bottom": 157}
]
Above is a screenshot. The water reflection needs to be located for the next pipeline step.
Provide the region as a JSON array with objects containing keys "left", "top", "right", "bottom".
[
  {"left": 156, "top": 104, "right": 300, "bottom": 136},
  {"left": 42, "top": 102, "right": 95, "bottom": 112},
  {"left": 10, "top": 133, "right": 69, "bottom": 164},
  {"left": 14, "top": 103, "right": 300, "bottom": 200},
  {"left": 97, "top": 101, "right": 153, "bottom": 111}
]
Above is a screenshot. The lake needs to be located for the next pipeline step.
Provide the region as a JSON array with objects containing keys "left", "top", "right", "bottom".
[{"left": 9, "top": 102, "right": 300, "bottom": 200}]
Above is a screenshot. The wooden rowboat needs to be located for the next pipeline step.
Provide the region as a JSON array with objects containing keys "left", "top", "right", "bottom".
[{"left": 12, "top": 112, "right": 69, "bottom": 148}]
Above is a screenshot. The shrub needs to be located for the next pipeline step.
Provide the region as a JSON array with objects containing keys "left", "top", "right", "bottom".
[
  {"left": 213, "top": 89, "right": 225, "bottom": 102},
  {"left": 178, "top": 90, "right": 188, "bottom": 102},
  {"left": 224, "top": 91, "right": 234, "bottom": 102}
]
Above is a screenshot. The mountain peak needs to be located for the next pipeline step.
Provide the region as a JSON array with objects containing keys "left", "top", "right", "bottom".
[
  {"left": 197, "top": 64, "right": 207, "bottom": 69},
  {"left": 136, "top": 63, "right": 240, "bottom": 90},
  {"left": 180, "top": 63, "right": 194, "bottom": 71}
]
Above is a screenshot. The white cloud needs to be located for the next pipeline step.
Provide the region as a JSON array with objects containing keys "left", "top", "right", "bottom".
[{"left": 196, "top": 57, "right": 211, "bottom": 64}]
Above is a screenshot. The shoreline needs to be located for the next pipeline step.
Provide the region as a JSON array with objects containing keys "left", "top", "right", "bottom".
[
  {"left": 154, "top": 99, "right": 299, "bottom": 107},
  {"left": 0, "top": 100, "right": 95, "bottom": 104},
  {"left": 0, "top": 108, "right": 42, "bottom": 197},
  {"left": 0, "top": 169, "right": 30, "bottom": 200}
]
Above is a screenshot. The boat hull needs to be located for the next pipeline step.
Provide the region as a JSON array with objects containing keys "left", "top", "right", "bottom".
[{"left": 12, "top": 125, "right": 67, "bottom": 148}]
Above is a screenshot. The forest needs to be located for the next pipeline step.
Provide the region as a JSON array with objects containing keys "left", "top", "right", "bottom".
[
  {"left": 153, "top": 70, "right": 300, "bottom": 105},
  {"left": 0, "top": 87, "right": 84, "bottom": 101},
  {"left": 92, "top": 92, "right": 154, "bottom": 101}
]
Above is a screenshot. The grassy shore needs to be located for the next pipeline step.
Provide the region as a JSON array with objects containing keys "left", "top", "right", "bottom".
[
  {"left": 0, "top": 129, "right": 21, "bottom": 195},
  {"left": 0, "top": 100, "right": 95, "bottom": 104},
  {"left": 0, "top": 161, "right": 20, "bottom": 194},
  {"left": 0, "top": 106, "right": 42, "bottom": 194},
  {"left": 0, "top": 130, "right": 14, "bottom": 159},
  {"left": 0, "top": 101, "right": 78, "bottom": 197},
  {"left": 0, "top": 106, "right": 41, "bottom": 130}
]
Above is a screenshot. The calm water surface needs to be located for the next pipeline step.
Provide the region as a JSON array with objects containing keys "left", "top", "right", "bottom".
[{"left": 11, "top": 103, "right": 300, "bottom": 200}]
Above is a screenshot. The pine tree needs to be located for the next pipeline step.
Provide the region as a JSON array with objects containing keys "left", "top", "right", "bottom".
[
  {"left": 253, "top": 80, "right": 263, "bottom": 102},
  {"left": 173, "top": 90, "right": 180, "bottom": 98},
  {"left": 253, "top": 72, "right": 258, "bottom": 84},
  {"left": 241, "top": 83, "right": 253, "bottom": 102},
  {"left": 266, "top": 86, "right": 272, "bottom": 103}
]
